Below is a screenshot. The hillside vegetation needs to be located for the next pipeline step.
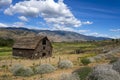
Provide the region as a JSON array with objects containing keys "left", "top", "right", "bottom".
[{"left": 0, "top": 38, "right": 14, "bottom": 47}]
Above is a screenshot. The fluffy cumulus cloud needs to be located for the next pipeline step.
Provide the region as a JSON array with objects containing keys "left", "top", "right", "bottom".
[
  {"left": 0, "top": 23, "right": 8, "bottom": 27},
  {"left": 18, "top": 16, "right": 28, "bottom": 22},
  {"left": 0, "top": 0, "right": 12, "bottom": 8},
  {"left": 4, "top": 0, "right": 81, "bottom": 29}
]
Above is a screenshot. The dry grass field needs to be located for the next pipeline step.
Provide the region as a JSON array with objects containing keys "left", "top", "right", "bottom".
[{"left": 0, "top": 40, "right": 120, "bottom": 80}]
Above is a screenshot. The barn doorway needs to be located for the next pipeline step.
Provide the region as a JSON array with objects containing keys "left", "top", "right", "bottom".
[{"left": 42, "top": 53, "right": 46, "bottom": 57}]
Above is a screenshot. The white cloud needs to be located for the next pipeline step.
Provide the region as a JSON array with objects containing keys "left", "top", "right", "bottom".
[
  {"left": 78, "top": 30, "right": 90, "bottom": 33},
  {"left": 88, "top": 32, "right": 99, "bottom": 36},
  {"left": 18, "top": 16, "right": 28, "bottom": 22},
  {"left": 12, "top": 22, "right": 25, "bottom": 27},
  {"left": 86, "top": 32, "right": 109, "bottom": 37},
  {"left": 0, "top": 22, "right": 25, "bottom": 27},
  {"left": 51, "top": 24, "right": 90, "bottom": 33},
  {"left": 111, "top": 35, "right": 120, "bottom": 39},
  {"left": 0, "top": 23, "right": 8, "bottom": 27},
  {"left": 110, "top": 29, "right": 120, "bottom": 32},
  {"left": 37, "top": 22, "right": 46, "bottom": 27},
  {"left": 0, "top": 0, "right": 12, "bottom": 8},
  {"left": 82, "top": 21, "right": 93, "bottom": 25},
  {"left": 4, "top": 0, "right": 81, "bottom": 28},
  {"left": 0, "top": 22, "right": 41, "bottom": 29},
  {"left": 52, "top": 24, "right": 74, "bottom": 31}
]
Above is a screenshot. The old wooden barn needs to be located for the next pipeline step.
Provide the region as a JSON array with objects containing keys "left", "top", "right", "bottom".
[{"left": 12, "top": 36, "right": 52, "bottom": 59}]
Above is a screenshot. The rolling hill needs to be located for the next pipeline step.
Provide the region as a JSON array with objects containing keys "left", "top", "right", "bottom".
[{"left": 0, "top": 27, "right": 111, "bottom": 42}]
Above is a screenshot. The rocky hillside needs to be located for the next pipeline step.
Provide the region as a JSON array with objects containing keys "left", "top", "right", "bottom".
[{"left": 0, "top": 27, "right": 111, "bottom": 42}]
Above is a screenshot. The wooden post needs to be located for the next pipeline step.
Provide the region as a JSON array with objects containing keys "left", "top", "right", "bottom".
[
  {"left": 49, "top": 57, "right": 51, "bottom": 63},
  {"left": 10, "top": 57, "right": 13, "bottom": 66},
  {"left": 32, "top": 60, "right": 35, "bottom": 66},
  {"left": 45, "top": 57, "right": 47, "bottom": 63},
  {"left": 67, "top": 56, "right": 69, "bottom": 60},
  {"left": 5, "top": 59, "right": 7, "bottom": 74},
  {"left": 19, "top": 59, "right": 21, "bottom": 64},
  {"left": 39, "top": 57, "right": 42, "bottom": 65},
  {"left": 58, "top": 56, "right": 61, "bottom": 63},
  {"left": 77, "top": 57, "right": 81, "bottom": 66},
  {"left": 0, "top": 60, "right": 1, "bottom": 67}
]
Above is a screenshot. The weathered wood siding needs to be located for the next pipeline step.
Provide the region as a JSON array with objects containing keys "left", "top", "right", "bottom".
[
  {"left": 13, "top": 48, "right": 34, "bottom": 58},
  {"left": 33, "top": 38, "right": 52, "bottom": 58}
]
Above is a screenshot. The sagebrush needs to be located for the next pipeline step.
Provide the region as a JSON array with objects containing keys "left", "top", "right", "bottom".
[
  {"left": 87, "top": 64, "right": 120, "bottom": 80},
  {"left": 60, "top": 73, "right": 80, "bottom": 80},
  {"left": 10, "top": 64, "right": 34, "bottom": 77},
  {"left": 58, "top": 60, "right": 73, "bottom": 69},
  {"left": 35, "top": 63, "right": 56, "bottom": 74}
]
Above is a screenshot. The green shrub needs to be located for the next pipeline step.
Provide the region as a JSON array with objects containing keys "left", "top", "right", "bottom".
[
  {"left": 58, "top": 60, "right": 73, "bottom": 69},
  {"left": 10, "top": 64, "right": 34, "bottom": 77},
  {"left": 0, "top": 74, "right": 13, "bottom": 80},
  {"left": 0, "top": 38, "right": 14, "bottom": 47},
  {"left": 35, "top": 64, "right": 56, "bottom": 74},
  {"left": 81, "top": 58, "right": 91, "bottom": 65},
  {"left": 1, "top": 64, "right": 8, "bottom": 69},
  {"left": 39, "top": 78, "right": 55, "bottom": 80},
  {"left": 60, "top": 73, "right": 80, "bottom": 80},
  {"left": 109, "top": 57, "right": 119, "bottom": 64},
  {"left": 87, "top": 57, "right": 95, "bottom": 63},
  {"left": 73, "top": 67, "right": 92, "bottom": 80}
]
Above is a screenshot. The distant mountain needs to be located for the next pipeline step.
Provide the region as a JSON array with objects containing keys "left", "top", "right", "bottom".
[{"left": 0, "top": 27, "right": 111, "bottom": 42}]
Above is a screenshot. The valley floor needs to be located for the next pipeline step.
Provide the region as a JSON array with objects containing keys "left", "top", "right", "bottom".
[{"left": 0, "top": 40, "right": 120, "bottom": 80}]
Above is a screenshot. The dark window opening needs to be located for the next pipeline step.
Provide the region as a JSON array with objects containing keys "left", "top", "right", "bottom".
[
  {"left": 43, "top": 46, "right": 45, "bottom": 50},
  {"left": 42, "top": 53, "right": 46, "bottom": 57},
  {"left": 42, "top": 39, "right": 46, "bottom": 45}
]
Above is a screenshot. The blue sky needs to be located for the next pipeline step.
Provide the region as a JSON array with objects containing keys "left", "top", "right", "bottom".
[{"left": 0, "top": 0, "right": 120, "bottom": 38}]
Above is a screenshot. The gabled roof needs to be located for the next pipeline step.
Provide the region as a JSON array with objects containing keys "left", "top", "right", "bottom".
[{"left": 13, "top": 36, "right": 47, "bottom": 49}]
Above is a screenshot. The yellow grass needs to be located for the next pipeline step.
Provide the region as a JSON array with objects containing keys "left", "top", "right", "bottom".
[{"left": 0, "top": 52, "right": 120, "bottom": 79}]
